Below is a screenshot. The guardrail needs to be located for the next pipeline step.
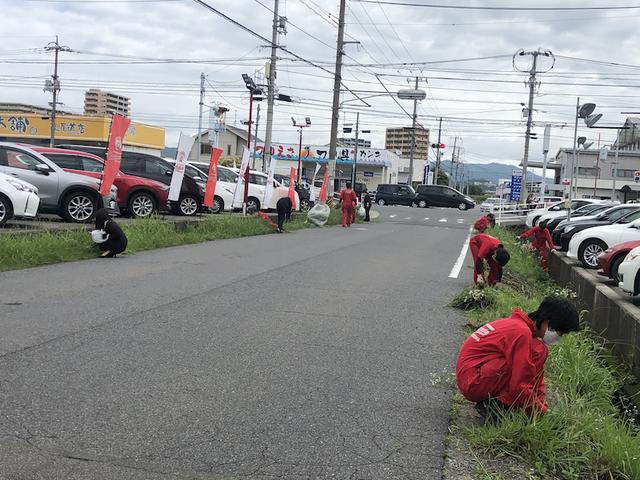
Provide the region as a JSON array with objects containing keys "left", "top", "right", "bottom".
[{"left": 490, "top": 202, "right": 546, "bottom": 226}]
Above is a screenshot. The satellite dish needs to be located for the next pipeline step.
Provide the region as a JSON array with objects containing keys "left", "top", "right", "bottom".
[
  {"left": 584, "top": 113, "right": 603, "bottom": 128},
  {"left": 578, "top": 103, "right": 596, "bottom": 118}
]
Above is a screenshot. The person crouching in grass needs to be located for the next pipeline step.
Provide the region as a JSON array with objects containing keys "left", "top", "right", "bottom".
[{"left": 93, "top": 208, "right": 128, "bottom": 258}]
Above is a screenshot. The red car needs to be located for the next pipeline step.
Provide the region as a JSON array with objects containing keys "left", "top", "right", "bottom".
[
  {"left": 597, "top": 239, "right": 640, "bottom": 283},
  {"left": 33, "top": 147, "right": 170, "bottom": 218}
]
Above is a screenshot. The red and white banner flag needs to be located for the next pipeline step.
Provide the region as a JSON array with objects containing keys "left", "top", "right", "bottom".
[
  {"left": 169, "top": 132, "right": 196, "bottom": 202},
  {"left": 319, "top": 167, "right": 330, "bottom": 202},
  {"left": 233, "top": 148, "right": 250, "bottom": 208},
  {"left": 203, "top": 147, "right": 223, "bottom": 209},
  {"left": 263, "top": 157, "right": 278, "bottom": 208},
  {"left": 288, "top": 167, "right": 297, "bottom": 210},
  {"left": 100, "top": 114, "right": 131, "bottom": 197},
  {"left": 309, "top": 163, "right": 321, "bottom": 202}
]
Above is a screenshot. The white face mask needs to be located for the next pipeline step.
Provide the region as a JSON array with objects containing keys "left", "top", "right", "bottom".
[{"left": 543, "top": 329, "right": 561, "bottom": 345}]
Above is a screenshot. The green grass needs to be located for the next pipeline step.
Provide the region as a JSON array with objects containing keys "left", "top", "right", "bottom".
[
  {"left": 451, "top": 225, "right": 640, "bottom": 480},
  {"left": 0, "top": 209, "right": 343, "bottom": 272}
]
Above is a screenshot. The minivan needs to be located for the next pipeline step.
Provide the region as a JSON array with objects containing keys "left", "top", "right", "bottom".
[
  {"left": 374, "top": 184, "right": 416, "bottom": 206},
  {"left": 414, "top": 185, "right": 475, "bottom": 210}
]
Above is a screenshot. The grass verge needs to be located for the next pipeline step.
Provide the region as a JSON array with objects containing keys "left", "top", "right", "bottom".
[
  {"left": 0, "top": 209, "right": 344, "bottom": 272},
  {"left": 451, "top": 225, "right": 640, "bottom": 480}
]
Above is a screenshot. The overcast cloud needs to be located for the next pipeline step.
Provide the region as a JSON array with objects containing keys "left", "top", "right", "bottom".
[{"left": 2, "top": 0, "right": 639, "bottom": 171}]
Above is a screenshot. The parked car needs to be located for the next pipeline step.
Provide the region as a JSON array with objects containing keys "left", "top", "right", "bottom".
[
  {"left": 567, "top": 217, "right": 640, "bottom": 269},
  {"left": 374, "top": 184, "right": 416, "bottom": 206},
  {"left": 0, "top": 143, "right": 118, "bottom": 222},
  {"left": 0, "top": 171, "right": 40, "bottom": 226},
  {"left": 618, "top": 246, "right": 640, "bottom": 295},
  {"left": 597, "top": 239, "right": 640, "bottom": 284},
  {"left": 480, "top": 197, "right": 505, "bottom": 212},
  {"left": 547, "top": 203, "right": 614, "bottom": 233},
  {"left": 274, "top": 173, "right": 312, "bottom": 210},
  {"left": 555, "top": 204, "right": 640, "bottom": 251},
  {"left": 34, "top": 146, "right": 170, "bottom": 218},
  {"left": 413, "top": 184, "right": 475, "bottom": 210},
  {"left": 525, "top": 198, "right": 602, "bottom": 227},
  {"left": 167, "top": 160, "right": 234, "bottom": 214},
  {"left": 225, "top": 168, "right": 299, "bottom": 212},
  {"left": 58, "top": 145, "right": 203, "bottom": 216}
]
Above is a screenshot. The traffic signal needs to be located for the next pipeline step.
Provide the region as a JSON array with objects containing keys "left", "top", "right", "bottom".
[{"left": 431, "top": 143, "right": 445, "bottom": 149}]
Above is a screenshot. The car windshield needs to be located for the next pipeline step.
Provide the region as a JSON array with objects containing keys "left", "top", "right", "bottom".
[
  {"left": 617, "top": 209, "right": 640, "bottom": 224},
  {"left": 586, "top": 204, "right": 611, "bottom": 215}
]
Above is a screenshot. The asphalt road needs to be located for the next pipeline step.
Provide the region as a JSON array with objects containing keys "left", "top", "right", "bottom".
[{"left": 0, "top": 205, "right": 476, "bottom": 479}]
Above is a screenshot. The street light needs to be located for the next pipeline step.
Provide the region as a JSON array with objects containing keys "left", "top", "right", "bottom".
[
  {"left": 241, "top": 73, "right": 263, "bottom": 214},
  {"left": 292, "top": 116, "right": 311, "bottom": 184},
  {"left": 398, "top": 82, "right": 426, "bottom": 186}
]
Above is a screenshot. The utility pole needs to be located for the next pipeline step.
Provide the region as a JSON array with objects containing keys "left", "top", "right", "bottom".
[
  {"left": 351, "top": 111, "right": 360, "bottom": 186},
  {"left": 252, "top": 104, "right": 260, "bottom": 169},
  {"left": 328, "top": 0, "right": 347, "bottom": 197},
  {"left": 567, "top": 97, "right": 580, "bottom": 222},
  {"left": 44, "top": 36, "right": 70, "bottom": 148},
  {"left": 514, "top": 48, "right": 555, "bottom": 201},
  {"left": 612, "top": 129, "right": 620, "bottom": 201},
  {"left": 433, "top": 117, "right": 442, "bottom": 185},
  {"left": 198, "top": 72, "right": 205, "bottom": 162},
  {"left": 449, "top": 137, "right": 457, "bottom": 186},
  {"left": 407, "top": 76, "right": 419, "bottom": 187},
  {"left": 541, "top": 124, "right": 551, "bottom": 201},
  {"left": 263, "top": 0, "right": 281, "bottom": 178}
]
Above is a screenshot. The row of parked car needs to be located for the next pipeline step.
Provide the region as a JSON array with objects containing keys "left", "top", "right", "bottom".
[
  {"left": 525, "top": 199, "right": 640, "bottom": 297},
  {"left": 0, "top": 142, "right": 301, "bottom": 226}
]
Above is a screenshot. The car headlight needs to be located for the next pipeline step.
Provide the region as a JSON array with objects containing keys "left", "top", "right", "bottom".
[
  {"left": 626, "top": 248, "right": 640, "bottom": 262},
  {"left": 6, "top": 178, "right": 37, "bottom": 193}
]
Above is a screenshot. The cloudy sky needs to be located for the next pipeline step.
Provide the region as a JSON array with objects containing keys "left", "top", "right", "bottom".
[{"left": 2, "top": 0, "right": 639, "bottom": 171}]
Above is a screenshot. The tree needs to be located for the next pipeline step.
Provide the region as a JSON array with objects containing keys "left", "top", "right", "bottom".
[
  {"left": 436, "top": 170, "right": 449, "bottom": 185},
  {"left": 467, "top": 184, "right": 483, "bottom": 196}
]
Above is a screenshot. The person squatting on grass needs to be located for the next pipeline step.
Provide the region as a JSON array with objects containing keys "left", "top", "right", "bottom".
[
  {"left": 518, "top": 220, "right": 555, "bottom": 271},
  {"left": 339, "top": 181, "right": 357, "bottom": 228},
  {"left": 276, "top": 196, "right": 293, "bottom": 233},
  {"left": 456, "top": 296, "right": 580, "bottom": 419},
  {"left": 469, "top": 233, "right": 510, "bottom": 286},
  {"left": 473, "top": 213, "right": 496, "bottom": 233},
  {"left": 93, "top": 208, "right": 128, "bottom": 258}
]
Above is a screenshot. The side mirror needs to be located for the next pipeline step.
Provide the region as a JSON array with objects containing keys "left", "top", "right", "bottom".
[{"left": 35, "top": 164, "right": 51, "bottom": 175}]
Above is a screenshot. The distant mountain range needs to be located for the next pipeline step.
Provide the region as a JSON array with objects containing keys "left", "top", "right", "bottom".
[{"left": 437, "top": 160, "right": 542, "bottom": 184}]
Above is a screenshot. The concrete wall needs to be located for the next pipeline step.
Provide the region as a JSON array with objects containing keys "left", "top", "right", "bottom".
[{"left": 549, "top": 252, "right": 640, "bottom": 381}]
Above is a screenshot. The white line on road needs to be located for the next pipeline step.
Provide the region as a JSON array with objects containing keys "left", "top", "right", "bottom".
[
  {"left": 404, "top": 217, "right": 412, "bottom": 220},
  {"left": 424, "top": 217, "right": 430, "bottom": 221},
  {"left": 439, "top": 218, "right": 447, "bottom": 223},
  {"left": 457, "top": 219, "right": 464, "bottom": 224},
  {"left": 389, "top": 215, "right": 397, "bottom": 218},
  {"left": 449, "top": 228, "right": 472, "bottom": 279}
]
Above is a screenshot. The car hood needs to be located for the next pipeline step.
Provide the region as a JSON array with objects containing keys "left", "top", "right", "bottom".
[
  {"left": 63, "top": 171, "right": 101, "bottom": 188},
  {"left": 571, "top": 223, "right": 632, "bottom": 242}
]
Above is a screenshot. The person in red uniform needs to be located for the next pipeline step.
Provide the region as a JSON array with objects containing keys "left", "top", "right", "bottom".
[
  {"left": 456, "top": 296, "right": 579, "bottom": 420},
  {"left": 473, "top": 214, "right": 496, "bottom": 233},
  {"left": 469, "top": 233, "right": 510, "bottom": 285},
  {"left": 339, "top": 181, "right": 357, "bottom": 228},
  {"left": 519, "top": 220, "right": 555, "bottom": 271}
]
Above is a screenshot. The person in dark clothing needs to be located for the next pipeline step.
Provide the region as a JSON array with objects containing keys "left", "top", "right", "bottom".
[
  {"left": 276, "top": 196, "right": 293, "bottom": 233},
  {"left": 94, "top": 208, "right": 128, "bottom": 257},
  {"left": 362, "top": 188, "right": 372, "bottom": 222}
]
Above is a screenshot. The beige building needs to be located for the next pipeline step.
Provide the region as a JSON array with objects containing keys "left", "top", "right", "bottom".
[
  {"left": 385, "top": 126, "right": 430, "bottom": 160},
  {"left": 189, "top": 125, "right": 261, "bottom": 164},
  {"left": 84, "top": 89, "right": 131, "bottom": 117}
]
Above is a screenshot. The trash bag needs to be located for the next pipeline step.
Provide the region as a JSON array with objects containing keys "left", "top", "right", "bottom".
[
  {"left": 307, "top": 203, "right": 331, "bottom": 227},
  {"left": 90, "top": 229, "right": 108, "bottom": 244},
  {"left": 356, "top": 204, "right": 366, "bottom": 219}
]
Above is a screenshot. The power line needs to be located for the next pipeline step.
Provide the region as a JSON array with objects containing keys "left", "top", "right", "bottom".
[{"left": 351, "top": 1, "right": 640, "bottom": 11}]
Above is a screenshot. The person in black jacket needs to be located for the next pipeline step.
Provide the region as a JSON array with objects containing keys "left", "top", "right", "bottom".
[
  {"left": 276, "top": 196, "right": 293, "bottom": 233},
  {"left": 362, "top": 188, "right": 372, "bottom": 222},
  {"left": 95, "top": 208, "right": 128, "bottom": 257}
]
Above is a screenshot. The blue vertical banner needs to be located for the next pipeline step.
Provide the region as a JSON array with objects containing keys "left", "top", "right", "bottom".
[{"left": 510, "top": 169, "right": 523, "bottom": 202}]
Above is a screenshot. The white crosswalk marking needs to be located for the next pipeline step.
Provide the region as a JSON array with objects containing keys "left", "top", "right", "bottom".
[
  {"left": 439, "top": 218, "right": 447, "bottom": 223},
  {"left": 389, "top": 215, "right": 397, "bottom": 218},
  {"left": 457, "top": 219, "right": 464, "bottom": 224},
  {"left": 424, "top": 217, "right": 430, "bottom": 221},
  {"left": 404, "top": 217, "right": 412, "bottom": 220}
]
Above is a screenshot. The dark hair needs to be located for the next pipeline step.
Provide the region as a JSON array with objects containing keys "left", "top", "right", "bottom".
[
  {"left": 95, "top": 208, "right": 110, "bottom": 230},
  {"left": 486, "top": 213, "right": 496, "bottom": 226},
  {"left": 495, "top": 246, "right": 510, "bottom": 267},
  {"left": 346, "top": 182, "right": 352, "bottom": 188},
  {"left": 529, "top": 296, "right": 580, "bottom": 334},
  {"left": 539, "top": 220, "right": 548, "bottom": 230}
]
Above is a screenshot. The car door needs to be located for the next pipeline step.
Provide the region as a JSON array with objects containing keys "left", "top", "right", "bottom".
[
  {"left": 397, "top": 185, "right": 414, "bottom": 205},
  {"left": 0, "top": 146, "right": 59, "bottom": 207},
  {"left": 120, "top": 154, "right": 157, "bottom": 182}
]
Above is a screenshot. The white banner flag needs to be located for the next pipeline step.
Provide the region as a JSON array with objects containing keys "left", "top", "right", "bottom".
[
  {"left": 169, "top": 132, "right": 196, "bottom": 202},
  {"left": 309, "top": 163, "right": 321, "bottom": 202},
  {"left": 233, "top": 148, "right": 251, "bottom": 207},
  {"left": 263, "top": 157, "right": 278, "bottom": 208}
]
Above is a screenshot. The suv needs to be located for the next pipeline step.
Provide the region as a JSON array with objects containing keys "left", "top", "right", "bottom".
[
  {"left": 374, "top": 184, "right": 416, "bottom": 206},
  {"left": 0, "top": 143, "right": 118, "bottom": 222},
  {"left": 34, "top": 147, "right": 170, "bottom": 218},
  {"left": 58, "top": 145, "right": 203, "bottom": 216},
  {"left": 414, "top": 185, "right": 475, "bottom": 210}
]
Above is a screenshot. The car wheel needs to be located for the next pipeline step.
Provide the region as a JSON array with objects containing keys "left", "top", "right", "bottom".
[
  {"left": 178, "top": 195, "right": 199, "bottom": 216},
  {"left": 377, "top": 198, "right": 386, "bottom": 206},
  {"left": 247, "top": 197, "right": 260, "bottom": 214},
  {"left": 578, "top": 239, "right": 607, "bottom": 269},
  {"left": 300, "top": 199, "right": 310, "bottom": 212},
  {"left": 128, "top": 191, "right": 157, "bottom": 218},
  {"left": 458, "top": 202, "right": 468, "bottom": 211},
  {"left": 62, "top": 191, "right": 97, "bottom": 223},
  {"left": 0, "top": 194, "right": 13, "bottom": 226},
  {"left": 418, "top": 200, "right": 428, "bottom": 208},
  {"left": 211, "top": 196, "right": 224, "bottom": 214},
  {"left": 532, "top": 215, "right": 541, "bottom": 226},
  {"left": 610, "top": 254, "right": 627, "bottom": 284}
]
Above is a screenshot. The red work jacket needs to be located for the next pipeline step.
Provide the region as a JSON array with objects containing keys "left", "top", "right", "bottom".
[
  {"left": 521, "top": 226, "right": 554, "bottom": 250},
  {"left": 340, "top": 189, "right": 357, "bottom": 209},
  {"left": 469, "top": 233, "right": 501, "bottom": 274},
  {"left": 456, "top": 308, "right": 548, "bottom": 413},
  {"left": 474, "top": 216, "right": 489, "bottom": 232}
]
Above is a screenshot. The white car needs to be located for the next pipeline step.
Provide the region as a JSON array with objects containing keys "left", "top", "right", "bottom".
[
  {"left": 0, "top": 171, "right": 40, "bottom": 226},
  {"left": 618, "top": 246, "right": 640, "bottom": 295},
  {"left": 480, "top": 198, "right": 504, "bottom": 212},
  {"left": 525, "top": 199, "right": 603, "bottom": 227},
  {"left": 228, "top": 168, "right": 299, "bottom": 211},
  {"left": 567, "top": 218, "right": 640, "bottom": 269},
  {"left": 535, "top": 201, "right": 611, "bottom": 227}
]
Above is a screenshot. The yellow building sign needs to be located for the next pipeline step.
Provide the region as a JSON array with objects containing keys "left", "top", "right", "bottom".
[{"left": 0, "top": 112, "right": 165, "bottom": 149}]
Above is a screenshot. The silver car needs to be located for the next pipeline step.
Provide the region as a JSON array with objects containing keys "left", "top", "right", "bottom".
[{"left": 0, "top": 143, "right": 118, "bottom": 222}]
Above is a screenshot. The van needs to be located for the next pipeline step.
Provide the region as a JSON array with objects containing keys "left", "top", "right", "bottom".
[
  {"left": 374, "top": 184, "right": 416, "bottom": 206},
  {"left": 414, "top": 185, "right": 475, "bottom": 210}
]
